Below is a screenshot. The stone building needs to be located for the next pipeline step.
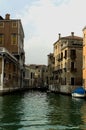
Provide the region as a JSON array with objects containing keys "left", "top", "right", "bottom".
[
  {"left": 47, "top": 53, "right": 55, "bottom": 88},
  {"left": 0, "top": 47, "right": 20, "bottom": 92},
  {"left": 24, "top": 65, "right": 35, "bottom": 88},
  {"left": 53, "top": 32, "right": 83, "bottom": 94},
  {"left": 27, "top": 64, "right": 48, "bottom": 89},
  {"left": 0, "top": 14, "right": 25, "bottom": 93}
]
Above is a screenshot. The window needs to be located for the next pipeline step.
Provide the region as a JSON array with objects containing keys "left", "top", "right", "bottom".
[
  {"left": 71, "top": 77, "right": 74, "bottom": 85},
  {"left": 64, "top": 50, "right": 67, "bottom": 59},
  {"left": 61, "top": 52, "right": 63, "bottom": 60},
  {"left": 71, "top": 62, "right": 74, "bottom": 69},
  {"left": 12, "top": 21, "right": 17, "bottom": 28},
  {"left": 9, "top": 74, "right": 11, "bottom": 79},
  {"left": 31, "top": 72, "right": 33, "bottom": 79},
  {"left": 65, "top": 78, "right": 66, "bottom": 85},
  {"left": 71, "top": 49, "right": 76, "bottom": 56},
  {"left": 4, "top": 73, "right": 6, "bottom": 78},
  {"left": 11, "top": 34, "right": 17, "bottom": 45},
  {"left": 0, "top": 34, "right": 4, "bottom": 44},
  {"left": 70, "top": 49, "right": 76, "bottom": 59},
  {"left": 0, "top": 22, "right": 4, "bottom": 28}
]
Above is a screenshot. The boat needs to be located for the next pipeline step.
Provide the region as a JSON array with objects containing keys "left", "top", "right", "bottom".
[{"left": 71, "top": 87, "right": 86, "bottom": 98}]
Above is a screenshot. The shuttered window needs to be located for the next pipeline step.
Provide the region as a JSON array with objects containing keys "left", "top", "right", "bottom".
[
  {"left": 0, "top": 34, "right": 4, "bottom": 44},
  {"left": 11, "top": 34, "right": 17, "bottom": 45}
]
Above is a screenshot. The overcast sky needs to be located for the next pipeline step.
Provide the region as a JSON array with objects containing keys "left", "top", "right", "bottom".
[{"left": 0, "top": 0, "right": 86, "bottom": 65}]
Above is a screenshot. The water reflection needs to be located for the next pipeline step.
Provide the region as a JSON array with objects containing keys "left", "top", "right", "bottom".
[
  {"left": 19, "top": 92, "right": 49, "bottom": 130},
  {"left": 0, "top": 92, "right": 86, "bottom": 130},
  {"left": 0, "top": 94, "right": 24, "bottom": 130},
  {"left": 80, "top": 100, "right": 86, "bottom": 130},
  {"left": 47, "top": 93, "right": 85, "bottom": 130}
]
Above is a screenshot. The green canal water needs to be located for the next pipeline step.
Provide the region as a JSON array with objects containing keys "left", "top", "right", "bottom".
[{"left": 0, "top": 91, "right": 86, "bottom": 130}]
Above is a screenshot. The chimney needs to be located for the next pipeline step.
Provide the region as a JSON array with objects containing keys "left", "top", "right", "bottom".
[
  {"left": 58, "top": 33, "right": 61, "bottom": 39},
  {"left": 5, "top": 14, "right": 10, "bottom": 20},
  {"left": 71, "top": 32, "right": 74, "bottom": 36}
]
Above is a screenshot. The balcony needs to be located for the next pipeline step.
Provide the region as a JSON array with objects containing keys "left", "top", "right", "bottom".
[{"left": 0, "top": 47, "right": 17, "bottom": 61}]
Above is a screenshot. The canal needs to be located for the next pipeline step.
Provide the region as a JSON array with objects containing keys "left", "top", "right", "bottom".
[{"left": 0, "top": 91, "right": 86, "bottom": 130}]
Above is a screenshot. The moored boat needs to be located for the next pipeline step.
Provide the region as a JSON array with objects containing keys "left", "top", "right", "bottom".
[{"left": 71, "top": 87, "right": 86, "bottom": 98}]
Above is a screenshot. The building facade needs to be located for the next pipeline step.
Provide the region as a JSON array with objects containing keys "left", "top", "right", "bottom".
[
  {"left": 24, "top": 65, "right": 35, "bottom": 88},
  {"left": 83, "top": 27, "right": 86, "bottom": 89},
  {"left": 47, "top": 53, "right": 55, "bottom": 88},
  {"left": 28, "top": 64, "right": 48, "bottom": 89},
  {"left": 53, "top": 32, "right": 83, "bottom": 94},
  {"left": 0, "top": 47, "right": 20, "bottom": 92},
  {"left": 0, "top": 14, "right": 25, "bottom": 93}
]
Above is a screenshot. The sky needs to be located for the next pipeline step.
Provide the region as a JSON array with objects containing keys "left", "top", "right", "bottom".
[{"left": 0, "top": 0, "right": 86, "bottom": 65}]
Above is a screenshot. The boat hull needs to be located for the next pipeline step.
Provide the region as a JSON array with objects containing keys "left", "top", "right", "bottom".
[{"left": 72, "top": 93, "right": 85, "bottom": 98}]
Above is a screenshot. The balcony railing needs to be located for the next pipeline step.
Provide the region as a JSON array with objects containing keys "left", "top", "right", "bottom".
[{"left": 0, "top": 47, "right": 17, "bottom": 61}]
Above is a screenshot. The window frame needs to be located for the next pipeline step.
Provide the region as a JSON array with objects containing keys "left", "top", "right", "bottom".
[
  {"left": 11, "top": 33, "right": 17, "bottom": 45},
  {"left": 12, "top": 21, "right": 17, "bottom": 28},
  {"left": 0, "top": 34, "right": 4, "bottom": 45},
  {"left": 0, "top": 22, "right": 4, "bottom": 28}
]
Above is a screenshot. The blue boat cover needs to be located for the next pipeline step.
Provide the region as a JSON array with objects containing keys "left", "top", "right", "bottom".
[{"left": 72, "top": 87, "right": 85, "bottom": 94}]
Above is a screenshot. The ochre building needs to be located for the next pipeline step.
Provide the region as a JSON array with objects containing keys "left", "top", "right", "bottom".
[
  {"left": 83, "top": 27, "right": 86, "bottom": 90},
  {"left": 53, "top": 32, "right": 83, "bottom": 94}
]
